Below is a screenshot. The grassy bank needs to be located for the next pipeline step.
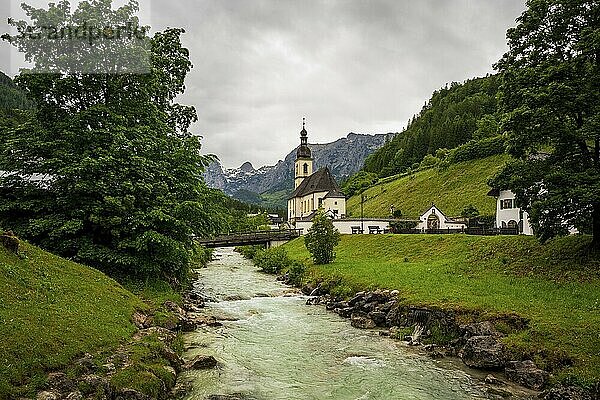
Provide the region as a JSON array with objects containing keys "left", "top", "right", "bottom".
[
  {"left": 0, "top": 238, "right": 190, "bottom": 398},
  {"left": 346, "top": 154, "right": 508, "bottom": 218},
  {"left": 283, "top": 234, "right": 600, "bottom": 386}
]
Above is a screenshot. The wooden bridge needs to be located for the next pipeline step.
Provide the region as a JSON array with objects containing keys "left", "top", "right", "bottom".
[{"left": 196, "top": 229, "right": 302, "bottom": 248}]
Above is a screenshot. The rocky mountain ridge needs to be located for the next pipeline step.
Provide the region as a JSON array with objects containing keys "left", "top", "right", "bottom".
[{"left": 204, "top": 132, "right": 393, "bottom": 205}]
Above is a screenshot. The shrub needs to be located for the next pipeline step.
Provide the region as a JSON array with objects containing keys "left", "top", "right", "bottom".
[
  {"left": 287, "top": 261, "right": 306, "bottom": 287},
  {"left": 253, "top": 246, "right": 291, "bottom": 274},
  {"left": 236, "top": 245, "right": 263, "bottom": 260},
  {"left": 304, "top": 208, "right": 341, "bottom": 265}
]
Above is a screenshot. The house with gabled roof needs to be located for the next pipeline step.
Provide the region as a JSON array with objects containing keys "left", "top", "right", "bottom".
[
  {"left": 416, "top": 204, "right": 467, "bottom": 231},
  {"left": 287, "top": 120, "right": 346, "bottom": 224}
]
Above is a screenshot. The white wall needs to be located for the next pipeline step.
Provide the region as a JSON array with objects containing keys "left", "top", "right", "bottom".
[
  {"left": 416, "top": 205, "right": 466, "bottom": 231},
  {"left": 495, "top": 190, "right": 534, "bottom": 235},
  {"left": 296, "top": 219, "right": 390, "bottom": 235}
]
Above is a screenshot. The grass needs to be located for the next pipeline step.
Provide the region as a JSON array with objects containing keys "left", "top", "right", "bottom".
[
  {"left": 0, "top": 237, "right": 194, "bottom": 399},
  {"left": 346, "top": 154, "right": 509, "bottom": 218},
  {"left": 0, "top": 241, "right": 145, "bottom": 398},
  {"left": 283, "top": 234, "right": 600, "bottom": 386}
]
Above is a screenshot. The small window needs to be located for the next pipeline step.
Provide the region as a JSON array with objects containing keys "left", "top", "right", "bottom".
[
  {"left": 501, "top": 199, "right": 513, "bottom": 209},
  {"left": 303, "top": 163, "right": 308, "bottom": 174},
  {"left": 334, "top": 201, "right": 338, "bottom": 205},
  {"left": 318, "top": 198, "right": 323, "bottom": 207}
]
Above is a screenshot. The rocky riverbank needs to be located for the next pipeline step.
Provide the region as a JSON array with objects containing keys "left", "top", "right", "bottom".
[
  {"left": 34, "top": 291, "right": 219, "bottom": 400},
  {"left": 299, "top": 284, "right": 597, "bottom": 400}
]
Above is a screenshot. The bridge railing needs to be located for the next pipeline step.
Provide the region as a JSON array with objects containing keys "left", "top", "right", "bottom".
[{"left": 196, "top": 229, "right": 302, "bottom": 244}]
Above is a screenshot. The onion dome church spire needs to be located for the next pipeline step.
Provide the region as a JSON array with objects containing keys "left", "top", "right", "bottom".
[{"left": 296, "top": 117, "right": 312, "bottom": 159}]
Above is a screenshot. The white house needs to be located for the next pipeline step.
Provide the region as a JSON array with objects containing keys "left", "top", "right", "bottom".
[
  {"left": 487, "top": 189, "right": 534, "bottom": 235},
  {"left": 287, "top": 120, "right": 346, "bottom": 224},
  {"left": 416, "top": 204, "right": 467, "bottom": 231}
]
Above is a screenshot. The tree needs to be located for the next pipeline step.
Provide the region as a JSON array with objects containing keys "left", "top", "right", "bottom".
[
  {"left": 493, "top": 0, "right": 600, "bottom": 247},
  {"left": 304, "top": 208, "right": 340, "bottom": 264},
  {"left": 0, "top": 1, "right": 225, "bottom": 282}
]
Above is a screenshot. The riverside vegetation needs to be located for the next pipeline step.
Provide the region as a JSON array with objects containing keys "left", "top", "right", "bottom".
[{"left": 240, "top": 233, "right": 600, "bottom": 396}]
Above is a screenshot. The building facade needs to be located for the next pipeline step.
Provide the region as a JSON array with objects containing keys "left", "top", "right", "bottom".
[
  {"left": 287, "top": 121, "right": 346, "bottom": 224},
  {"left": 488, "top": 189, "right": 534, "bottom": 235}
]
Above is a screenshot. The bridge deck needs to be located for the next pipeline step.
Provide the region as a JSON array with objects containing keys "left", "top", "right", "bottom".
[{"left": 197, "top": 229, "right": 301, "bottom": 248}]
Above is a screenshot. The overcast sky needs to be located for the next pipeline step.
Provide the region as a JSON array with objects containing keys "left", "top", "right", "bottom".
[{"left": 1, "top": 0, "right": 526, "bottom": 169}]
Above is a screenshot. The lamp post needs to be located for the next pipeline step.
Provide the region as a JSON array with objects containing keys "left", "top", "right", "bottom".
[{"left": 361, "top": 193, "right": 367, "bottom": 234}]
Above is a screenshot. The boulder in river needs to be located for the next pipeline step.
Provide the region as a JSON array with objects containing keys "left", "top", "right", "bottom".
[
  {"left": 504, "top": 360, "right": 548, "bottom": 390},
  {"left": 460, "top": 335, "right": 506, "bottom": 369},
  {"left": 350, "top": 314, "right": 376, "bottom": 329},
  {"left": 542, "top": 385, "right": 593, "bottom": 400},
  {"left": 185, "top": 355, "right": 218, "bottom": 370}
]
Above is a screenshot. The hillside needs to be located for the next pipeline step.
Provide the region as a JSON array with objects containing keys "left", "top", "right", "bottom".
[
  {"left": 346, "top": 154, "right": 509, "bottom": 218},
  {"left": 0, "top": 238, "right": 142, "bottom": 397},
  {"left": 283, "top": 234, "right": 600, "bottom": 385},
  {"left": 204, "top": 132, "right": 392, "bottom": 209},
  {"left": 362, "top": 75, "right": 500, "bottom": 178}
]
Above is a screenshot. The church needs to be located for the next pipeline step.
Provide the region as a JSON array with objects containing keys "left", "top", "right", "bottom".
[{"left": 287, "top": 120, "right": 346, "bottom": 224}]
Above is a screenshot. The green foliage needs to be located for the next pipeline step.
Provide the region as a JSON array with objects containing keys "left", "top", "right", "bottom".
[
  {"left": 444, "top": 135, "right": 507, "bottom": 165},
  {"left": 347, "top": 155, "right": 507, "bottom": 218},
  {"left": 493, "top": 0, "right": 600, "bottom": 247},
  {"left": 286, "top": 260, "right": 307, "bottom": 287},
  {"left": 461, "top": 204, "right": 480, "bottom": 219},
  {"left": 253, "top": 246, "right": 291, "bottom": 274},
  {"left": 0, "top": 2, "right": 226, "bottom": 282},
  {"left": 283, "top": 234, "right": 600, "bottom": 384},
  {"left": 304, "top": 208, "right": 341, "bottom": 264},
  {"left": 363, "top": 75, "right": 501, "bottom": 178},
  {"left": 342, "top": 171, "right": 379, "bottom": 197},
  {"left": 236, "top": 245, "right": 264, "bottom": 260}
]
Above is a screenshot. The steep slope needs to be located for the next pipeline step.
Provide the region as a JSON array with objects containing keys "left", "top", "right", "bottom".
[
  {"left": 346, "top": 154, "right": 509, "bottom": 218},
  {"left": 0, "top": 239, "right": 143, "bottom": 397},
  {"left": 363, "top": 75, "right": 500, "bottom": 178},
  {"left": 204, "top": 133, "right": 392, "bottom": 205}
]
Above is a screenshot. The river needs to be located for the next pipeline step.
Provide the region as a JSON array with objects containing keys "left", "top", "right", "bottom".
[{"left": 180, "top": 248, "right": 521, "bottom": 400}]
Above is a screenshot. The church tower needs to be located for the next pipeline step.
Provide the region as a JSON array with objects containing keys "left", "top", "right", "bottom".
[{"left": 294, "top": 118, "right": 313, "bottom": 189}]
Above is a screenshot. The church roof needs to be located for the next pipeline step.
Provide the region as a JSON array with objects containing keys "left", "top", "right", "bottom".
[{"left": 289, "top": 167, "right": 345, "bottom": 199}]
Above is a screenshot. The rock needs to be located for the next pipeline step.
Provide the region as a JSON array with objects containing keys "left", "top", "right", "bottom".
[
  {"left": 171, "top": 380, "right": 193, "bottom": 399},
  {"left": 0, "top": 231, "right": 19, "bottom": 253},
  {"left": 164, "top": 300, "right": 185, "bottom": 315},
  {"left": 186, "top": 355, "right": 218, "bottom": 370},
  {"left": 336, "top": 307, "right": 354, "bottom": 318},
  {"left": 36, "top": 391, "right": 59, "bottom": 400},
  {"left": 161, "top": 346, "right": 184, "bottom": 371},
  {"left": 306, "top": 297, "right": 321, "bottom": 306},
  {"left": 460, "top": 335, "right": 506, "bottom": 369},
  {"left": 504, "top": 360, "right": 548, "bottom": 390},
  {"left": 390, "top": 290, "right": 400, "bottom": 297},
  {"left": 350, "top": 314, "right": 376, "bottom": 329},
  {"left": 367, "top": 311, "right": 387, "bottom": 326},
  {"left": 114, "top": 388, "right": 151, "bottom": 399},
  {"left": 133, "top": 326, "right": 177, "bottom": 345},
  {"left": 179, "top": 316, "right": 198, "bottom": 332},
  {"left": 74, "top": 353, "right": 96, "bottom": 373},
  {"left": 460, "top": 321, "right": 502, "bottom": 338},
  {"left": 541, "top": 385, "right": 592, "bottom": 400},
  {"left": 65, "top": 391, "right": 83, "bottom": 400},
  {"left": 46, "top": 372, "right": 75, "bottom": 393},
  {"left": 78, "top": 374, "right": 110, "bottom": 396},
  {"left": 132, "top": 311, "right": 152, "bottom": 329},
  {"left": 485, "top": 374, "right": 503, "bottom": 385},
  {"left": 486, "top": 387, "right": 512, "bottom": 398}
]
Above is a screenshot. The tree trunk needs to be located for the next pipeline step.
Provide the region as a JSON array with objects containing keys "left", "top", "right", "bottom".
[{"left": 593, "top": 202, "right": 600, "bottom": 250}]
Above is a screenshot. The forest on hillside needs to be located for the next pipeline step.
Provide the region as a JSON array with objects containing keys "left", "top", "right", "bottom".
[{"left": 363, "top": 75, "right": 501, "bottom": 178}]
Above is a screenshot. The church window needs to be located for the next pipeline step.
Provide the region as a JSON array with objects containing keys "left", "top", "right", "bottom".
[
  {"left": 318, "top": 198, "right": 323, "bottom": 207},
  {"left": 303, "top": 163, "right": 308, "bottom": 174}
]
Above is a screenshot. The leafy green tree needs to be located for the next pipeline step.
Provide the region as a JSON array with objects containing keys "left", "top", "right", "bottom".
[
  {"left": 304, "top": 208, "right": 341, "bottom": 264},
  {"left": 461, "top": 204, "right": 480, "bottom": 219},
  {"left": 0, "top": 1, "right": 224, "bottom": 282},
  {"left": 493, "top": 0, "right": 600, "bottom": 247}
]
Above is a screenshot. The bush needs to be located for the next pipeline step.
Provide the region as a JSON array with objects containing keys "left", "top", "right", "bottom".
[
  {"left": 304, "top": 208, "right": 341, "bottom": 264},
  {"left": 253, "top": 246, "right": 291, "bottom": 274},
  {"left": 287, "top": 261, "right": 306, "bottom": 287},
  {"left": 446, "top": 135, "right": 506, "bottom": 164},
  {"left": 236, "top": 245, "right": 263, "bottom": 260}
]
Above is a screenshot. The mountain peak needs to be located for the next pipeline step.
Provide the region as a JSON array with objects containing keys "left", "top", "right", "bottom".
[{"left": 239, "top": 161, "right": 255, "bottom": 172}]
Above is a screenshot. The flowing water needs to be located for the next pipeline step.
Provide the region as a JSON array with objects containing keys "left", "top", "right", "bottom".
[{"left": 181, "top": 248, "right": 526, "bottom": 400}]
